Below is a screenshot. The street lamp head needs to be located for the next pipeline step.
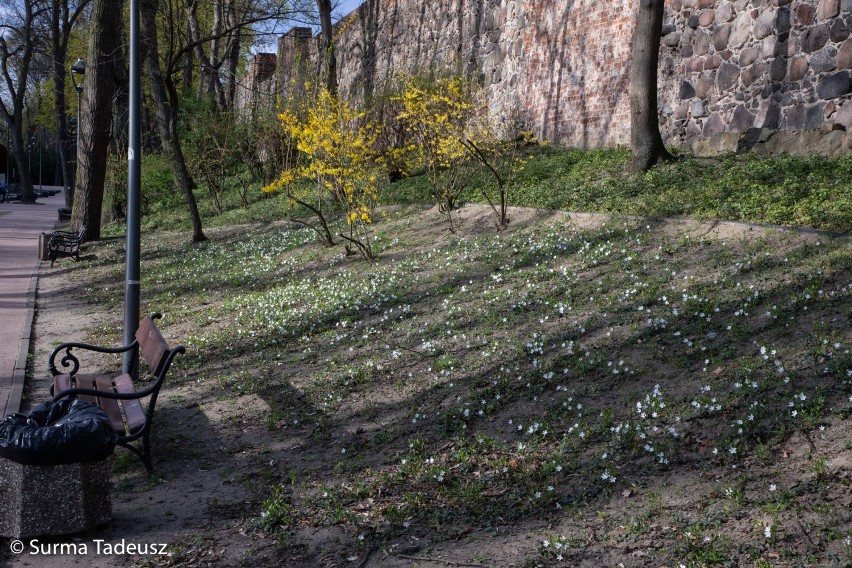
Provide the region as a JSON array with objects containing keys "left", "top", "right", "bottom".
[
  {"left": 71, "top": 58, "right": 86, "bottom": 75},
  {"left": 70, "top": 58, "right": 85, "bottom": 93}
]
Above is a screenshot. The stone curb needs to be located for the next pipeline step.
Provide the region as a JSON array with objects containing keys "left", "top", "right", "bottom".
[{"left": 4, "top": 256, "right": 44, "bottom": 417}]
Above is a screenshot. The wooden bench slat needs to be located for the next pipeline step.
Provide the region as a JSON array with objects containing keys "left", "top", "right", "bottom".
[
  {"left": 75, "top": 377, "right": 100, "bottom": 405},
  {"left": 136, "top": 318, "right": 168, "bottom": 376},
  {"left": 94, "top": 376, "right": 125, "bottom": 433},
  {"left": 54, "top": 373, "right": 72, "bottom": 394},
  {"left": 56, "top": 375, "right": 99, "bottom": 405},
  {"left": 113, "top": 374, "right": 147, "bottom": 432}
]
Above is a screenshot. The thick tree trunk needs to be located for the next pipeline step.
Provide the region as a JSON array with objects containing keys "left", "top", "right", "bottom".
[
  {"left": 111, "top": 42, "right": 129, "bottom": 152},
  {"left": 629, "top": 0, "right": 672, "bottom": 172},
  {"left": 142, "top": 0, "right": 206, "bottom": 243},
  {"left": 71, "top": 0, "right": 125, "bottom": 239},
  {"left": 317, "top": 0, "right": 337, "bottom": 95},
  {"left": 52, "top": 1, "right": 76, "bottom": 209}
]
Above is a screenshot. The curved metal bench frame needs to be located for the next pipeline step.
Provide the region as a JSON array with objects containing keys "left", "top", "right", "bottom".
[
  {"left": 47, "top": 225, "right": 87, "bottom": 267},
  {"left": 48, "top": 313, "right": 185, "bottom": 473}
]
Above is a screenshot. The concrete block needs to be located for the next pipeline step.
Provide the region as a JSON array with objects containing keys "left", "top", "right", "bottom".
[{"left": 0, "top": 458, "right": 111, "bottom": 539}]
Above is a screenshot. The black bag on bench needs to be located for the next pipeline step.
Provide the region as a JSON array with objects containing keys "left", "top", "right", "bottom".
[{"left": 0, "top": 399, "right": 117, "bottom": 466}]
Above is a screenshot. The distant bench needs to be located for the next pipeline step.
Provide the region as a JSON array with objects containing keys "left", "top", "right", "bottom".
[
  {"left": 47, "top": 225, "right": 86, "bottom": 267},
  {"left": 49, "top": 313, "right": 185, "bottom": 473}
]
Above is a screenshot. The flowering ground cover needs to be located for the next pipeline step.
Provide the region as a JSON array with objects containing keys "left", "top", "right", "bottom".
[{"left": 17, "top": 204, "right": 851, "bottom": 567}]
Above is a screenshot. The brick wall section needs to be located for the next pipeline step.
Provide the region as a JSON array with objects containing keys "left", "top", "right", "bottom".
[
  {"left": 277, "top": 27, "right": 318, "bottom": 97},
  {"left": 325, "top": 0, "right": 643, "bottom": 147},
  {"left": 237, "top": 0, "right": 852, "bottom": 151},
  {"left": 518, "top": 1, "right": 637, "bottom": 146},
  {"left": 234, "top": 52, "right": 278, "bottom": 115}
]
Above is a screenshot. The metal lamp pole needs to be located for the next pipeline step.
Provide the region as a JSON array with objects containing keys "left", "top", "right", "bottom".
[
  {"left": 70, "top": 58, "right": 85, "bottom": 198},
  {"left": 124, "top": 0, "right": 141, "bottom": 376}
]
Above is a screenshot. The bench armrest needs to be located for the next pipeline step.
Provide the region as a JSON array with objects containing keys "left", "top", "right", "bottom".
[
  {"left": 48, "top": 233, "right": 83, "bottom": 246},
  {"left": 51, "top": 381, "right": 161, "bottom": 403},
  {"left": 48, "top": 226, "right": 86, "bottom": 246},
  {"left": 49, "top": 341, "right": 138, "bottom": 377}
]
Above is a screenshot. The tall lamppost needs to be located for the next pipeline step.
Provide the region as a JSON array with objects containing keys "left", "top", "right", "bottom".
[
  {"left": 38, "top": 131, "right": 42, "bottom": 193},
  {"left": 125, "top": 0, "right": 141, "bottom": 376},
  {"left": 70, "top": 57, "right": 85, "bottom": 195},
  {"left": 25, "top": 134, "right": 43, "bottom": 195},
  {"left": 4, "top": 132, "right": 9, "bottom": 191}
]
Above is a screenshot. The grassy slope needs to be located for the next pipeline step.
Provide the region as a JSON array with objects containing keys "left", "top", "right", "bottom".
[
  {"left": 78, "top": 182, "right": 850, "bottom": 566},
  {"left": 119, "top": 147, "right": 852, "bottom": 237},
  {"left": 385, "top": 147, "right": 852, "bottom": 234}
]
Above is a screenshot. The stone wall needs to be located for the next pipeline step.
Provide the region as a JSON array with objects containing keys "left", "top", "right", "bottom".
[
  {"left": 234, "top": 52, "right": 278, "bottom": 117},
  {"left": 326, "top": 0, "right": 638, "bottom": 148},
  {"left": 658, "top": 0, "right": 852, "bottom": 154},
  {"left": 276, "top": 27, "right": 318, "bottom": 98},
  {"left": 237, "top": 0, "right": 852, "bottom": 153}
]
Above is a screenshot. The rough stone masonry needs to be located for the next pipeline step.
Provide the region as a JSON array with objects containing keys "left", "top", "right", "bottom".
[{"left": 236, "top": 0, "right": 852, "bottom": 155}]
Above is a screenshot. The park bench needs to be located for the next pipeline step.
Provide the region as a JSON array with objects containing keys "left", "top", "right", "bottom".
[
  {"left": 48, "top": 313, "right": 185, "bottom": 473},
  {"left": 47, "top": 225, "right": 86, "bottom": 267}
]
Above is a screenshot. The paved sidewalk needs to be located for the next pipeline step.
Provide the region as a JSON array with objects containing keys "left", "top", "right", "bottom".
[{"left": 0, "top": 188, "right": 66, "bottom": 416}]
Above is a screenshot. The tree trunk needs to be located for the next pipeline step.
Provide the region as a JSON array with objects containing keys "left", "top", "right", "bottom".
[
  {"left": 52, "top": 1, "right": 75, "bottom": 209},
  {"left": 208, "top": 0, "right": 227, "bottom": 108},
  {"left": 53, "top": 0, "right": 92, "bottom": 209},
  {"left": 142, "top": 0, "right": 206, "bottom": 243},
  {"left": 224, "top": 2, "right": 241, "bottom": 109},
  {"left": 9, "top": 128, "right": 34, "bottom": 202},
  {"left": 185, "top": 0, "right": 207, "bottom": 100},
  {"left": 111, "top": 41, "right": 129, "bottom": 152},
  {"left": 629, "top": 0, "right": 672, "bottom": 172},
  {"left": 0, "top": 0, "right": 40, "bottom": 203},
  {"left": 72, "top": 0, "right": 125, "bottom": 239},
  {"left": 182, "top": 18, "right": 194, "bottom": 95},
  {"left": 317, "top": 0, "right": 337, "bottom": 95}
]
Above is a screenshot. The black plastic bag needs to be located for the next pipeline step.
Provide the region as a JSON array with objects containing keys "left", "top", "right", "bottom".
[{"left": 0, "top": 399, "right": 117, "bottom": 465}]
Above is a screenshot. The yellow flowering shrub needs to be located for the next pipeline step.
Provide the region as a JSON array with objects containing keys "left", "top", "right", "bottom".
[
  {"left": 264, "top": 88, "right": 381, "bottom": 260},
  {"left": 396, "top": 75, "right": 481, "bottom": 233},
  {"left": 396, "top": 74, "right": 537, "bottom": 232}
]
